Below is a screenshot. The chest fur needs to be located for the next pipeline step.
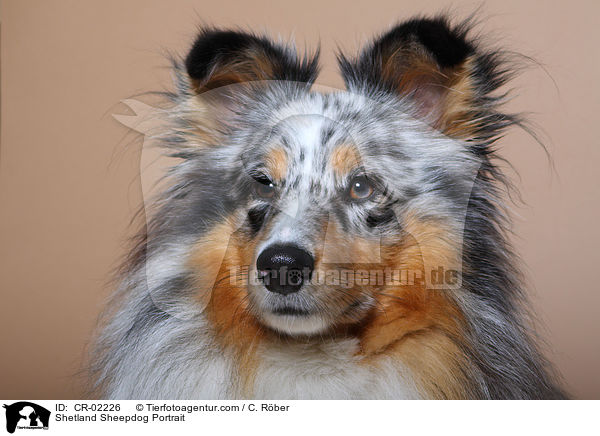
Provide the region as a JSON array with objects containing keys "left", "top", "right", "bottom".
[{"left": 246, "top": 338, "right": 421, "bottom": 399}]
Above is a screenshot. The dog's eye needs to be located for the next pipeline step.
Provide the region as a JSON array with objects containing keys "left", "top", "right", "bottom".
[
  {"left": 253, "top": 175, "right": 275, "bottom": 199},
  {"left": 256, "top": 182, "right": 275, "bottom": 198},
  {"left": 348, "top": 176, "right": 374, "bottom": 200}
]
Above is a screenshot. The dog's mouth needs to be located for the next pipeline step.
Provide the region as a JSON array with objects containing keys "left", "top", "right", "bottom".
[
  {"left": 248, "top": 280, "right": 374, "bottom": 336},
  {"left": 247, "top": 284, "right": 330, "bottom": 335},
  {"left": 270, "top": 306, "right": 312, "bottom": 317}
]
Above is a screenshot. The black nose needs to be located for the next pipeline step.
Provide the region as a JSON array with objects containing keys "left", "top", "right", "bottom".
[{"left": 256, "top": 244, "right": 314, "bottom": 295}]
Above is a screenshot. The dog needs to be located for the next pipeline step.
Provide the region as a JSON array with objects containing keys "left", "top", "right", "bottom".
[{"left": 91, "top": 15, "right": 565, "bottom": 399}]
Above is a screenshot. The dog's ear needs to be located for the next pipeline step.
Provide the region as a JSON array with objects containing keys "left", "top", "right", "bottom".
[
  {"left": 185, "top": 29, "right": 320, "bottom": 93},
  {"left": 338, "top": 17, "right": 513, "bottom": 140}
]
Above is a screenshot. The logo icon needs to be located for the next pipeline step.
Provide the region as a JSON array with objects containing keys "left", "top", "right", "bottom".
[{"left": 3, "top": 402, "right": 50, "bottom": 434}]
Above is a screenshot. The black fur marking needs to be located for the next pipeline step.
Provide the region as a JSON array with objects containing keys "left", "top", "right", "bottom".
[
  {"left": 366, "top": 207, "right": 396, "bottom": 228},
  {"left": 379, "top": 18, "right": 473, "bottom": 68},
  {"left": 247, "top": 204, "right": 270, "bottom": 234},
  {"left": 402, "top": 186, "right": 420, "bottom": 199},
  {"left": 320, "top": 124, "right": 336, "bottom": 145},
  {"left": 338, "top": 17, "right": 473, "bottom": 94},
  {"left": 185, "top": 29, "right": 320, "bottom": 88}
]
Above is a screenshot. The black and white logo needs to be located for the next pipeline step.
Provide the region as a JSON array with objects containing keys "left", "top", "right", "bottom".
[{"left": 3, "top": 402, "right": 50, "bottom": 433}]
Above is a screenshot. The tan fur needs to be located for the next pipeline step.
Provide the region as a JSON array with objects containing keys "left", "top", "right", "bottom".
[
  {"left": 318, "top": 219, "right": 385, "bottom": 325},
  {"left": 355, "top": 213, "right": 470, "bottom": 399},
  {"left": 330, "top": 144, "right": 362, "bottom": 178},
  {"left": 265, "top": 147, "right": 289, "bottom": 181},
  {"left": 190, "top": 48, "right": 275, "bottom": 93},
  {"left": 188, "top": 222, "right": 265, "bottom": 397},
  {"left": 381, "top": 49, "right": 481, "bottom": 140},
  {"left": 437, "top": 57, "right": 480, "bottom": 139}
]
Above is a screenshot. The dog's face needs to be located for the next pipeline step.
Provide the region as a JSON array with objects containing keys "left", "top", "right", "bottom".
[
  {"left": 240, "top": 97, "right": 414, "bottom": 335},
  {"left": 217, "top": 92, "right": 472, "bottom": 336},
  {"left": 170, "top": 21, "right": 500, "bottom": 337}
]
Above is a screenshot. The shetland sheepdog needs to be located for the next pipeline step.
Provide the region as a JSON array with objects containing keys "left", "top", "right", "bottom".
[{"left": 91, "top": 15, "right": 565, "bottom": 399}]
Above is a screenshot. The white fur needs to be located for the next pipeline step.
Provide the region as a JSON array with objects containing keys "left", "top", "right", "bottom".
[{"left": 252, "top": 337, "right": 421, "bottom": 399}]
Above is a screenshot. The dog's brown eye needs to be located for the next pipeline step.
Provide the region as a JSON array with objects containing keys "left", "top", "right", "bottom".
[{"left": 348, "top": 176, "right": 374, "bottom": 200}]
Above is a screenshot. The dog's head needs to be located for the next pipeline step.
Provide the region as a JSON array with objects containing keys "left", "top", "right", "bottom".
[{"left": 159, "top": 18, "right": 514, "bottom": 338}]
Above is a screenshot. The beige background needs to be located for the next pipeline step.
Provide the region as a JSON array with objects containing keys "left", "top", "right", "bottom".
[{"left": 1, "top": 0, "right": 599, "bottom": 399}]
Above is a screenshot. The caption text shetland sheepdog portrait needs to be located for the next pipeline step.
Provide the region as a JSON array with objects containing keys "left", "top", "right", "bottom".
[{"left": 90, "top": 15, "right": 566, "bottom": 399}]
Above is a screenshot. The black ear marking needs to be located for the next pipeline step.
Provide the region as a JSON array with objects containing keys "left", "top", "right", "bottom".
[
  {"left": 380, "top": 17, "right": 473, "bottom": 69},
  {"left": 185, "top": 29, "right": 320, "bottom": 93},
  {"left": 338, "top": 17, "right": 476, "bottom": 94},
  {"left": 338, "top": 16, "right": 517, "bottom": 141}
]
